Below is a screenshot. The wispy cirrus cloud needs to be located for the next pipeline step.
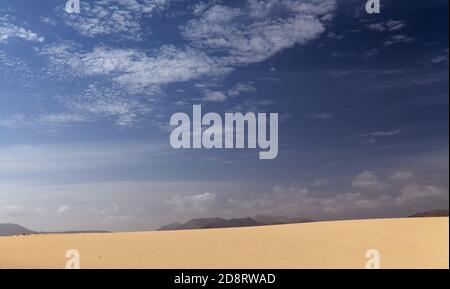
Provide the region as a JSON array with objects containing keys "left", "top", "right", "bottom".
[
  {"left": 351, "top": 171, "right": 386, "bottom": 191},
  {"left": 0, "top": 114, "right": 27, "bottom": 129},
  {"left": 359, "top": 129, "right": 404, "bottom": 144},
  {"left": 201, "top": 83, "right": 257, "bottom": 103},
  {"left": 37, "top": 42, "right": 230, "bottom": 125},
  {"left": 64, "top": 82, "right": 155, "bottom": 127},
  {"left": 395, "top": 184, "right": 447, "bottom": 205},
  {"left": 367, "top": 20, "right": 406, "bottom": 32},
  {"left": 167, "top": 192, "right": 217, "bottom": 213},
  {"left": 383, "top": 34, "right": 415, "bottom": 47},
  {"left": 25, "top": 0, "right": 337, "bottom": 126},
  {"left": 0, "top": 16, "right": 45, "bottom": 43},
  {"left": 40, "top": 43, "right": 230, "bottom": 93},
  {"left": 183, "top": 0, "right": 336, "bottom": 65},
  {"left": 62, "top": 0, "right": 170, "bottom": 40},
  {"left": 0, "top": 113, "right": 89, "bottom": 129},
  {"left": 303, "top": 113, "right": 334, "bottom": 120},
  {"left": 390, "top": 171, "right": 413, "bottom": 181},
  {"left": 363, "top": 48, "right": 379, "bottom": 58},
  {"left": 430, "top": 49, "right": 449, "bottom": 65},
  {"left": 360, "top": 129, "right": 402, "bottom": 138},
  {"left": 202, "top": 91, "right": 228, "bottom": 103},
  {"left": 44, "top": 0, "right": 336, "bottom": 92}
]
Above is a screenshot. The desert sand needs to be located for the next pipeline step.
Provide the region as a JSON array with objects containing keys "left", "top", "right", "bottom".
[{"left": 0, "top": 217, "right": 448, "bottom": 269}]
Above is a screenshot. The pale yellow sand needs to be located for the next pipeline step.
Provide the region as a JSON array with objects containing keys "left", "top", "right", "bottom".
[{"left": 0, "top": 217, "right": 448, "bottom": 269}]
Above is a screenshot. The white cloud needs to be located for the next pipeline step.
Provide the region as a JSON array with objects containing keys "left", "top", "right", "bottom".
[
  {"left": 360, "top": 129, "right": 402, "bottom": 138},
  {"left": 351, "top": 171, "right": 386, "bottom": 191},
  {"left": 0, "top": 114, "right": 28, "bottom": 129},
  {"left": 39, "top": 42, "right": 233, "bottom": 124},
  {"left": 37, "top": 113, "right": 88, "bottom": 125},
  {"left": 0, "top": 113, "right": 88, "bottom": 129},
  {"left": 201, "top": 83, "right": 257, "bottom": 103},
  {"left": 272, "top": 185, "right": 309, "bottom": 196},
  {"left": 63, "top": 0, "right": 170, "bottom": 40},
  {"left": 67, "top": 83, "right": 152, "bottom": 127},
  {"left": 0, "top": 180, "right": 245, "bottom": 231},
  {"left": 383, "top": 34, "right": 415, "bottom": 47},
  {"left": 414, "top": 78, "right": 440, "bottom": 86},
  {"left": 202, "top": 91, "right": 228, "bottom": 102},
  {"left": 183, "top": 0, "right": 336, "bottom": 65},
  {"left": 0, "top": 17, "right": 45, "bottom": 43},
  {"left": 40, "top": 17, "right": 57, "bottom": 26},
  {"left": 430, "top": 50, "right": 449, "bottom": 64},
  {"left": 166, "top": 192, "right": 217, "bottom": 212},
  {"left": 41, "top": 43, "right": 230, "bottom": 93},
  {"left": 367, "top": 20, "right": 406, "bottom": 32},
  {"left": 320, "top": 192, "right": 386, "bottom": 213},
  {"left": 390, "top": 171, "right": 413, "bottom": 181},
  {"left": 395, "top": 184, "right": 447, "bottom": 205},
  {"left": 33, "top": 1, "right": 337, "bottom": 125},
  {"left": 328, "top": 32, "right": 343, "bottom": 40},
  {"left": 431, "top": 55, "right": 448, "bottom": 64},
  {"left": 58, "top": 205, "right": 70, "bottom": 214},
  {"left": 359, "top": 128, "right": 410, "bottom": 144},
  {"left": 303, "top": 113, "right": 334, "bottom": 120},
  {"left": 227, "top": 83, "right": 257, "bottom": 97},
  {"left": 363, "top": 48, "right": 379, "bottom": 58},
  {"left": 222, "top": 184, "right": 391, "bottom": 218}
]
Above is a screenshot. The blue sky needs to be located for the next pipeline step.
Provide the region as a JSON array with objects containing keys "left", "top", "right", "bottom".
[{"left": 0, "top": 0, "right": 448, "bottom": 231}]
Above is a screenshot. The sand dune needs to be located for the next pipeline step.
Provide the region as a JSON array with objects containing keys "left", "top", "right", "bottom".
[{"left": 0, "top": 217, "right": 448, "bottom": 269}]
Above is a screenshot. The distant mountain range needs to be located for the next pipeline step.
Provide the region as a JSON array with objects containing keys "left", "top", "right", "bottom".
[
  {"left": 159, "top": 210, "right": 450, "bottom": 231},
  {"left": 158, "top": 215, "right": 314, "bottom": 231},
  {"left": 2, "top": 210, "right": 448, "bottom": 236},
  {"left": 0, "top": 223, "right": 35, "bottom": 236},
  {"left": 409, "top": 210, "right": 449, "bottom": 218},
  {"left": 0, "top": 223, "right": 108, "bottom": 237},
  {"left": 253, "top": 215, "right": 314, "bottom": 225}
]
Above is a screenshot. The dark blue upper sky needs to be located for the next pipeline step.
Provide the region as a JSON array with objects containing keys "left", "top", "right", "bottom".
[{"left": 0, "top": 0, "right": 448, "bottom": 231}]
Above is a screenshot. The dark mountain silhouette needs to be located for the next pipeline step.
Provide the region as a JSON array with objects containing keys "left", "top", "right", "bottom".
[
  {"left": 159, "top": 217, "right": 264, "bottom": 231},
  {"left": 201, "top": 217, "right": 265, "bottom": 229},
  {"left": 158, "top": 223, "right": 183, "bottom": 231},
  {"left": 0, "top": 223, "right": 109, "bottom": 236},
  {"left": 158, "top": 216, "right": 314, "bottom": 231},
  {"left": 409, "top": 210, "right": 449, "bottom": 218},
  {"left": 253, "top": 215, "right": 314, "bottom": 225},
  {"left": 0, "top": 223, "right": 35, "bottom": 236}
]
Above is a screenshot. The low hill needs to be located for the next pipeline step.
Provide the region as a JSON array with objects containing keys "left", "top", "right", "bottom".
[
  {"left": 409, "top": 210, "right": 449, "bottom": 218},
  {"left": 159, "top": 217, "right": 265, "bottom": 231},
  {"left": 0, "top": 224, "right": 35, "bottom": 236},
  {"left": 158, "top": 216, "right": 313, "bottom": 231},
  {"left": 253, "top": 215, "right": 314, "bottom": 225}
]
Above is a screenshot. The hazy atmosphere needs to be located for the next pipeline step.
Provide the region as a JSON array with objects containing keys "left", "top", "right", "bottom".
[{"left": 1, "top": 0, "right": 448, "bottom": 232}]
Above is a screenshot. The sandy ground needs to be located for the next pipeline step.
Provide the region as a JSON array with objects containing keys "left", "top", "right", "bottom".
[{"left": 0, "top": 217, "right": 448, "bottom": 269}]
